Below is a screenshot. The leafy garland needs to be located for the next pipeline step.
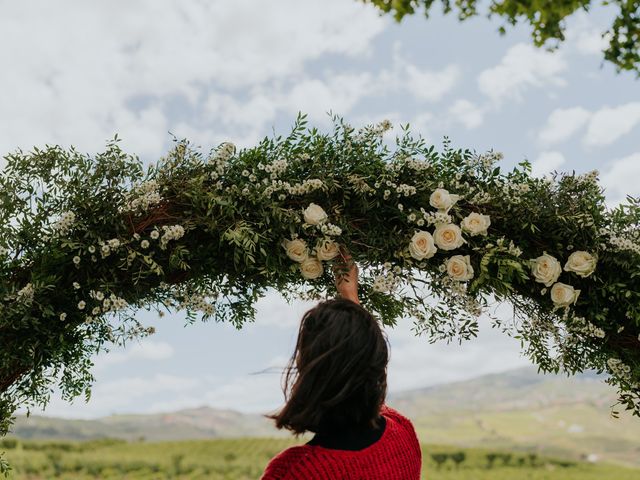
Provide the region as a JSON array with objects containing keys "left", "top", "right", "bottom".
[{"left": 1, "top": 115, "right": 639, "bottom": 471}]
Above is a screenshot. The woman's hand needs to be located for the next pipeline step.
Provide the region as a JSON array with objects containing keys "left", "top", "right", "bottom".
[{"left": 333, "top": 246, "right": 359, "bottom": 304}]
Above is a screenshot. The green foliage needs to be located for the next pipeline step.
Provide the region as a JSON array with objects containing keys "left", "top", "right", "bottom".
[
  {"left": 0, "top": 115, "right": 639, "bottom": 474},
  {"left": 361, "top": 0, "right": 640, "bottom": 75},
  {"left": 2, "top": 438, "right": 640, "bottom": 479}
]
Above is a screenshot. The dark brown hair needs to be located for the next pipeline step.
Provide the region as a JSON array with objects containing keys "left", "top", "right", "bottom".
[{"left": 269, "top": 298, "right": 389, "bottom": 434}]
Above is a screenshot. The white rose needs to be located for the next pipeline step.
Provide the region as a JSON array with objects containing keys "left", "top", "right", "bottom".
[
  {"left": 461, "top": 212, "right": 491, "bottom": 236},
  {"left": 300, "top": 258, "right": 323, "bottom": 279},
  {"left": 550, "top": 282, "right": 580, "bottom": 308},
  {"left": 530, "top": 253, "right": 562, "bottom": 287},
  {"left": 409, "top": 231, "right": 438, "bottom": 260},
  {"left": 429, "top": 188, "right": 460, "bottom": 212},
  {"left": 316, "top": 239, "right": 340, "bottom": 261},
  {"left": 564, "top": 251, "right": 597, "bottom": 278},
  {"left": 303, "top": 203, "right": 328, "bottom": 225},
  {"left": 433, "top": 224, "right": 465, "bottom": 251},
  {"left": 446, "top": 255, "right": 474, "bottom": 281},
  {"left": 282, "top": 239, "right": 309, "bottom": 263}
]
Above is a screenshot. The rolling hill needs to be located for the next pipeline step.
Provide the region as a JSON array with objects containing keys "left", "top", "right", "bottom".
[{"left": 10, "top": 367, "right": 640, "bottom": 467}]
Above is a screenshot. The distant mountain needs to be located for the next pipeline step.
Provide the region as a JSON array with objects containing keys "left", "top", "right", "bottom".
[
  {"left": 10, "top": 367, "right": 640, "bottom": 467},
  {"left": 12, "top": 406, "right": 284, "bottom": 442},
  {"left": 389, "top": 367, "right": 640, "bottom": 468}
]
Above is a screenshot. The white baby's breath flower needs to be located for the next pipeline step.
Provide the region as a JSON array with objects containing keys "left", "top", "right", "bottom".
[
  {"left": 88, "top": 245, "right": 96, "bottom": 254},
  {"left": 429, "top": 188, "right": 460, "bottom": 212},
  {"left": 461, "top": 212, "right": 491, "bottom": 236},
  {"left": 92, "top": 307, "right": 101, "bottom": 315},
  {"left": 141, "top": 240, "right": 150, "bottom": 249},
  {"left": 73, "top": 282, "right": 81, "bottom": 290},
  {"left": 433, "top": 224, "right": 465, "bottom": 251},
  {"left": 409, "top": 231, "right": 438, "bottom": 260},
  {"left": 73, "top": 256, "right": 81, "bottom": 265},
  {"left": 550, "top": 282, "right": 580, "bottom": 309},
  {"left": 282, "top": 238, "right": 309, "bottom": 263},
  {"left": 17, "top": 283, "right": 35, "bottom": 303},
  {"left": 446, "top": 255, "right": 474, "bottom": 281},
  {"left": 150, "top": 230, "right": 160, "bottom": 240},
  {"left": 59, "top": 313, "right": 67, "bottom": 321},
  {"left": 564, "top": 251, "right": 597, "bottom": 278},
  {"left": 300, "top": 258, "right": 323, "bottom": 279},
  {"left": 77, "top": 301, "right": 86, "bottom": 310},
  {"left": 303, "top": 203, "right": 328, "bottom": 225}
]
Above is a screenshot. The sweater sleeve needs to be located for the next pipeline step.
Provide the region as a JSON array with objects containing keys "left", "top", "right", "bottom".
[
  {"left": 261, "top": 446, "right": 306, "bottom": 480},
  {"left": 381, "top": 404, "right": 422, "bottom": 460}
]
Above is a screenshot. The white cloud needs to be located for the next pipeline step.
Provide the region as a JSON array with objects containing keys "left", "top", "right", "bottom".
[
  {"left": 0, "top": 0, "right": 385, "bottom": 156},
  {"left": 39, "top": 374, "right": 199, "bottom": 418},
  {"left": 538, "top": 107, "right": 592, "bottom": 145},
  {"left": 386, "top": 307, "right": 530, "bottom": 392},
  {"left": 448, "top": 99, "right": 485, "bottom": 129},
  {"left": 565, "top": 13, "right": 610, "bottom": 56},
  {"left": 253, "top": 291, "right": 317, "bottom": 329},
  {"left": 404, "top": 64, "right": 460, "bottom": 102},
  {"left": 600, "top": 152, "right": 640, "bottom": 206},
  {"left": 478, "top": 43, "right": 567, "bottom": 104},
  {"left": 94, "top": 340, "right": 175, "bottom": 370},
  {"left": 198, "top": 56, "right": 460, "bottom": 145},
  {"left": 583, "top": 102, "right": 640, "bottom": 147},
  {"left": 530, "top": 151, "right": 566, "bottom": 177}
]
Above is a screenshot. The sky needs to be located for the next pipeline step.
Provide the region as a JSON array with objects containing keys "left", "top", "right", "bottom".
[{"left": 2, "top": 0, "right": 639, "bottom": 419}]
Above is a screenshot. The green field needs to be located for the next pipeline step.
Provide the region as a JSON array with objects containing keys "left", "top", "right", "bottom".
[{"left": 2, "top": 438, "right": 639, "bottom": 480}]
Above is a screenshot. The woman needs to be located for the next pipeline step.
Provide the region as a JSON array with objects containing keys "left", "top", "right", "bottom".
[{"left": 261, "top": 249, "right": 422, "bottom": 479}]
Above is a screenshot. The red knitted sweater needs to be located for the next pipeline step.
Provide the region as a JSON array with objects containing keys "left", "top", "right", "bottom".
[{"left": 261, "top": 406, "right": 422, "bottom": 479}]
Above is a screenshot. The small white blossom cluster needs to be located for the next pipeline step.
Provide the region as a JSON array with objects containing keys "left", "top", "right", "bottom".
[
  {"left": 99, "top": 238, "right": 123, "bottom": 258},
  {"left": 396, "top": 184, "right": 417, "bottom": 197},
  {"left": 211, "top": 142, "right": 235, "bottom": 163},
  {"left": 287, "top": 178, "right": 325, "bottom": 196},
  {"left": 440, "top": 276, "right": 483, "bottom": 316},
  {"left": 570, "top": 316, "right": 606, "bottom": 339},
  {"left": 180, "top": 293, "right": 216, "bottom": 316},
  {"left": 121, "top": 180, "right": 162, "bottom": 213},
  {"left": 354, "top": 119, "right": 393, "bottom": 141},
  {"left": 497, "top": 179, "right": 531, "bottom": 204},
  {"left": 160, "top": 225, "right": 185, "bottom": 249},
  {"left": 419, "top": 209, "right": 452, "bottom": 226},
  {"left": 486, "top": 237, "right": 522, "bottom": 257},
  {"left": 88, "top": 291, "right": 129, "bottom": 315},
  {"left": 347, "top": 175, "right": 375, "bottom": 194},
  {"left": 369, "top": 119, "right": 393, "bottom": 137},
  {"left": 575, "top": 170, "right": 599, "bottom": 185},
  {"left": 389, "top": 156, "right": 431, "bottom": 173},
  {"left": 16, "top": 283, "right": 35, "bottom": 304},
  {"left": 467, "top": 151, "right": 503, "bottom": 170},
  {"left": 600, "top": 228, "right": 640, "bottom": 255},
  {"left": 373, "top": 263, "right": 402, "bottom": 293},
  {"left": 319, "top": 223, "right": 342, "bottom": 236},
  {"left": 52, "top": 211, "right": 76, "bottom": 236},
  {"left": 260, "top": 158, "right": 288, "bottom": 177},
  {"left": 607, "top": 357, "right": 632, "bottom": 381},
  {"left": 469, "top": 190, "right": 493, "bottom": 204}
]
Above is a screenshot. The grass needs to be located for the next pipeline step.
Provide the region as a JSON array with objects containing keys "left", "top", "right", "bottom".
[{"left": 2, "top": 438, "right": 640, "bottom": 479}]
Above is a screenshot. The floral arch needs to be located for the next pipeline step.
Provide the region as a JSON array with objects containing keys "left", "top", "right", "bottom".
[{"left": 1, "top": 115, "right": 639, "bottom": 470}]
